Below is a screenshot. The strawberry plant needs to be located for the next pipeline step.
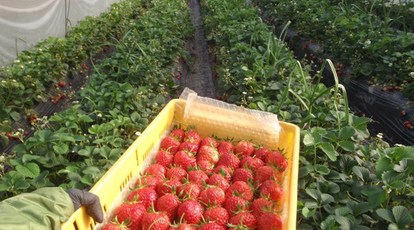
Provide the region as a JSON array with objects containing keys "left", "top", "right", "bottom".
[
  {"left": 254, "top": 0, "right": 414, "bottom": 97},
  {"left": 0, "top": 0, "right": 192, "bottom": 199},
  {"left": 201, "top": 0, "right": 414, "bottom": 229}
]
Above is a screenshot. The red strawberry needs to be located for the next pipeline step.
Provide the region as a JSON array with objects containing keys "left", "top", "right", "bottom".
[
  {"left": 203, "top": 206, "right": 229, "bottom": 227},
  {"left": 197, "top": 160, "right": 214, "bottom": 173},
  {"left": 197, "top": 145, "right": 220, "bottom": 164},
  {"left": 127, "top": 187, "right": 158, "bottom": 209},
  {"left": 257, "top": 212, "right": 282, "bottom": 230},
  {"left": 234, "top": 141, "right": 255, "bottom": 158},
  {"left": 136, "top": 175, "right": 160, "bottom": 190},
  {"left": 201, "top": 137, "right": 218, "bottom": 148},
  {"left": 170, "top": 129, "right": 185, "bottom": 142},
  {"left": 240, "top": 156, "right": 264, "bottom": 171},
  {"left": 266, "top": 151, "right": 288, "bottom": 172},
  {"left": 255, "top": 166, "right": 277, "bottom": 184},
  {"left": 168, "top": 224, "right": 196, "bottom": 230},
  {"left": 207, "top": 174, "right": 230, "bottom": 191},
  {"left": 217, "top": 141, "right": 234, "bottom": 155},
  {"left": 166, "top": 165, "right": 187, "bottom": 180},
  {"left": 145, "top": 164, "right": 166, "bottom": 180},
  {"left": 252, "top": 198, "right": 274, "bottom": 219},
  {"left": 174, "top": 151, "right": 196, "bottom": 170},
  {"left": 141, "top": 210, "right": 170, "bottom": 230},
  {"left": 116, "top": 201, "right": 146, "bottom": 230},
  {"left": 177, "top": 181, "right": 201, "bottom": 199},
  {"left": 217, "top": 152, "right": 240, "bottom": 170},
  {"left": 177, "top": 200, "right": 204, "bottom": 224},
  {"left": 157, "top": 179, "right": 182, "bottom": 196},
  {"left": 229, "top": 212, "right": 257, "bottom": 229},
  {"left": 155, "top": 150, "right": 174, "bottom": 168},
  {"left": 223, "top": 196, "right": 250, "bottom": 216},
  {"left": 184, "top": 130, "right": 202, "bottom": 144},
  {"left": 188, "top": 168, "right": 209, "bottom": 187},
  {"left": 102, "top": 221, "right": 129, "bottom": 230},
  {"left": 157, "top": 193, "right": 181, "bottom": 221},
  {"left": 161, "top": 136, "right": 181, "bottom": 154},
  {"left": 213, "top": 166, "right": 233, "bottom": 180},
  {"left": 226, "top": 181, "right": 254, "bottom": 201},
  {"left": 259, "top": 180, "right": 283, "bottom": 202},
  {"left": 198, "top": 223, "right": 226, "bottom": 230},
  {"left": 232, "top": 168, "right": 253, "bottom": 184},
  {"left": 199, "top": 187, "right": 226, "bottom": 207},
  {"left": 82, "top": 63, "right": 88, "bottom": 70},
  {"left": 179, "top": 142, "right": 199, "bottom": 154}
]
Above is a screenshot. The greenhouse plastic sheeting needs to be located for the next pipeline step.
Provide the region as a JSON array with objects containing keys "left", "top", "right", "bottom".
[{"left": 0, "top": 0, "right": 122, "bottom": 67}]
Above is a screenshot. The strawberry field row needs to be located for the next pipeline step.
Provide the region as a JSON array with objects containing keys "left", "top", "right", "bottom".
[
  {"left": 254, "top": 0, "right": 414, "bottom": 99},
  {"left": 201, "top": 0, "right": 413, "bottom": 229},
  {"left": 0, "top": 0, "right": 152, "bottom": 149},
  {"left": 0, "top": 0, "right": 192, "bottom": 199}
]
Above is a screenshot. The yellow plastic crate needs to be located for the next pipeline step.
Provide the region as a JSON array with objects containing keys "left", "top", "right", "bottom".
[{"left": 61, "top": 99, "right": 300, "bottom": 230}]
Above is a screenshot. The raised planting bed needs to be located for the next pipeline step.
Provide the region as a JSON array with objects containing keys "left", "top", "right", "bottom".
[
  {"left": 201, "top": 0, "right": 414, "bottom": 229},
  {"left": 0, "top": 0, "right": 192, "bottom": 200}
]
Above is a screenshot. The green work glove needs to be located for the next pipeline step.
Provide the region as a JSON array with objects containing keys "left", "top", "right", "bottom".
[{"left": 66, "top": 188, "right": 104, "bottom": 223}]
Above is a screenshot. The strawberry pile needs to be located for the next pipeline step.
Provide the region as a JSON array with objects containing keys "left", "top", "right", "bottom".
[{"left": 102, "top": 128, "right": 288, "bottom": 230}]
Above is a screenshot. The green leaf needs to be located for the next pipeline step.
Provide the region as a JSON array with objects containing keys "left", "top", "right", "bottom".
[
  {"left": 315, "top": 165, "right": 330, "bottom": 175},
  {"left": 335, "top": 207, "right": 352, "bottom": 216},
  {"left": 257, "top": 101, "right": 266, "bottom": 111},
  {"left": 339, "top": 141, "right": 355, "bottom": 152},
  {"left": 83, "top": 166, "right": 100, "bottom": 175},
  {"left": 362, "top": 186, "right": 386, "bottom": 207},
  {"left": 22, "top": 154, "right": 40, "bottom": 164},
  {"left": 382, "top": 171, "right": 406, "bottom": 188},
  {"left": 130, "top": 112, "right": 141, "bottom": 122},
  {"left": 352, "top": 166, "right": 371, "bottom": 182},
  {"left": 303, "top": 134, "right": 315, "bottom": 146},
  {"left": 338, "top": 126, "right": 355, "bottom": 140},
  {"left": 319, "top": 142, "right": 337, "bottom": 161},
  {"left": 79, "top": 115, "right": 93, "bottom": 123},
  {"left": 14, "top": 180, "right": 30, "bottom": 190},
  {"left": 306, "top": 189, "right": 321, "bottom": 201},
  {"left": 376, "top": 209, "right": 395, "bottom": 223},
  {"left": 53, "top": 144, "right": 69, "bottom": 154},
  {"left": 350, "top": 202, "right": 372, "bottom": 216},
  {"left": 376, "top": 157, "right": 394, "bottom": 177},
  {"left": 321, "top": 194, "right": 334, "bottom": 205},
  {"left": 334, "top": 216, "right": 353, "bottom": 230},
  {"left": 392, "top": 147, "right": 414, "bottom": 162},
  {"left": 16, "top": 163, "right": 40, "bottom": 178},
  {"left": 302, "top": 206, "right": 316, "bottom": 218},
  {"left": 36, "top": 130, "right": 53, "bottom": 142},
  {"left": 392, "top": 206, "right": 413, "bottom": 228},
  {"left": 10, "top": 111, "right": 21, "bottom": 121},
  {"left": 317, "top": 181, "right": 340, "bottom": 194},
  {"left": 49, "top": 115, "right": 63, "bottom": 122}
]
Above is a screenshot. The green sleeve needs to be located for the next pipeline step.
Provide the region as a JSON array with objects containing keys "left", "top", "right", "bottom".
[{"left": 0, "top": 187, "right": 74, "bottom": 230}]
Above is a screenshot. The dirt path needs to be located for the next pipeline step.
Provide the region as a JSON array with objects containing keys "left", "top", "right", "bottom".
[{"left": 181, "top": 0, "right": 216, "bottom": 98}]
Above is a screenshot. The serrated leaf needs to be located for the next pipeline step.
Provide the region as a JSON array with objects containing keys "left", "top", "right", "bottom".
[
  {"left": 376, "top": 157, "right": 394, "bottom": 176},
  {"left": 392, "top": 147, "right": 414, "bottom": 162},
  {"left": 392, "top": 206, "right": 413, "bottom": 227},
  {"left": 335, "top": 207, "right": 352, "bottom": 216},
  {"left": 382, "top": 171, "right": 406, "bottom": 187},
  {"left": 302, "top": 206, "right": 316, "bottom": 218},
  {"left": 362, "top": 186, "right": 386, "bottom": 207},
  {"left": 319, "top": 142, "right": 337, "bottom": 161},
  {"left": 16, "top": 163, "right": 40, "bottom": 178},
  {"left": 334, "top": 216, "right": 353, "bottom": 230},
  {"left": 339, "top": 126, "right": 355, "bottom": 140},
  {"left": 352, "top": 166, "right": 371, "bottom": 182},
  {"left": 53, "top": 144, "right": 69, "bottom": 154},
  {"left": 321, "top": 194, "right": 334, "bottom": 205},
  {"left": 22, "top": 154, "right": 40, "bottom": 164},
  {"left": 376, "top": 209, "right": 395, "bottom": 223},
  {"left": 79, "top": 115, "right": 93, "bottom": 123},
  {"left": 303, "top": 134, "right": 315, "bottom": 146},
  {"left": 14, "top": 180, "right": 30, "bottom": 190},
  {"left": 83, "top": 166, "right": 100, "bottom": 175},
  {"left": 315, "top": 165, "right": 330, "bottom": 175},
  {"left": 306, "top": 189, "right": 321, "bottom": 201},
  {"left": 10, "top": 111, "right": 21, "bottom": 121},
  {"left": 339, "top": 141, "right": 355, "bottom": 152}
]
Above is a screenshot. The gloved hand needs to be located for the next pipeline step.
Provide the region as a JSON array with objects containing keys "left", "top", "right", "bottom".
[{"left": 66, "top": 188, "right": 104, "bottom": 223}]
